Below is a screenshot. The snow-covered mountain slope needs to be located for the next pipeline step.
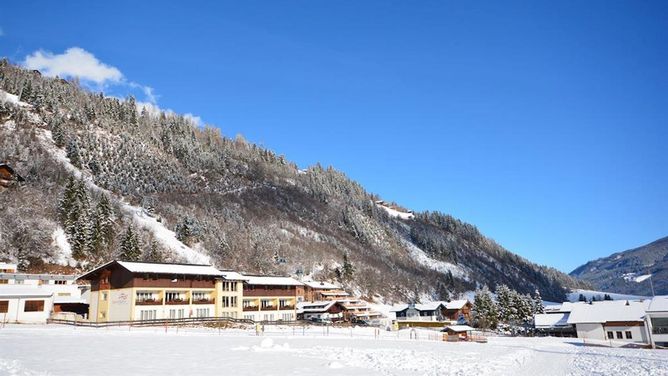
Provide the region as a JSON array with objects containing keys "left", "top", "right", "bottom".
[
  {"left": 570, "top": 236, "right": 668, "bottom": 296},
  {"left": 0, "top": 63, "right": 585, "bottom": 301}
]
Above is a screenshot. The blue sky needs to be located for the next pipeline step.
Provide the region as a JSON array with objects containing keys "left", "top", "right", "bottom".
[{"left": 1, "top": 1, "right": 666, "bottom": 272}]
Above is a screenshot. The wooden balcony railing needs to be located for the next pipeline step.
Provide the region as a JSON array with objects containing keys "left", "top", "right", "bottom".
[
  {"left": 136, "top": 299, "right": 163, "bottom": 306},
  {"left": 166, "top": 299, "right": 188, "bottom": 305},
  {"left": 192, "top": 298, "right": 215, "bottom": 305},
  {"left": 243, "top": 306, "right": 259, "bottom": 312},
  {"left": 279, "top": 305, "right": 295, "bottom": 310},
  {"left": 260, "top": 306, "right": 278, "bottom": 311}
]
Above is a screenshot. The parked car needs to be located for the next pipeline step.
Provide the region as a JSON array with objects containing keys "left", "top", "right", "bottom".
[{"left": 310, "top": 317, "right": 333, "bottom": 324}]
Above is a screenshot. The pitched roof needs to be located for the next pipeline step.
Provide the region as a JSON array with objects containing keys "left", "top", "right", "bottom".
[
  {"left": 78, "top": 260, "right": 224, "bottom": 280},
  {"left": 647, "top": 295, "right": 668, "bottom": 313},
  {"left": 242, "top": 274, "right": 304, "bottom": 286},
  {"left": 566, "top": 300, "right": 650, "bottom": 324},
  {"left": 444, "top": 300, "right": 470, "bottom": 310},
  {"left": 534, "top": 313, "right": 571, "bottom": 328},
  {"left": 297, "top": 301, "right": 337, "bottom": 313},
  {"left": 219, "top": 271, "right": 248, "bottom": 281},
  {"left": 444, "top": 325, "right": 475, "bottom": 332},
  {"left": 302, "top": 280, "right": 340, "bottom": 289}
]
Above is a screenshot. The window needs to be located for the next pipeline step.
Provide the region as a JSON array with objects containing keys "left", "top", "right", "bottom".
[
  {"left": 281, "top": 313, "right": 292, "bottom": 321},
  {"left": 651, "top": 317, "right": 668, "bottom": 335},
  {"left": 24, "top": 300, "right": 45, "bottom": 312},
  {"left": 166, "top": 292, "right": 184, "bottom": 302},
  {"left": 169, "top": 309, "right": 185, "bottom": 319},
  {"left": 616, "top": 331, "right": 623, "bottom": 339},
  {"left": 195, "top": 308, "right": 210, "bottom": 317},
  {"left": 607, "top": 331, "right": 614, "bottom": 339},
  {"left": 192, "top": 292, "right": 209, "bottom": 301},
  {"left": 244, "top": 314, "right": 254, "bottom": 320},
  {"left": 625, "top": 331, "right": 632, "bottom": 339},
  {"left": 140, "top": 310, "right": 156, "bottom": 321},
  {"left": 101, "top": 292, "right": 108, "bottom": 301},
  {"left": 57, "top": 292, "right": 71, "bottom": 297},
  {"left": 261, "top": 299, "right": 273, "bottom": 309},
  {"left": 54, "top": 280, "right": 67, "bottom": 285},
  {"left": 0, "top": 301, "right": 8, "bottom": 313},
  {"left": 136, "top": 292, "right": 155, "bottom": 302}
]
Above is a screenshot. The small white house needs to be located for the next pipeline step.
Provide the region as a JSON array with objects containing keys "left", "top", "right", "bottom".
[
  {"left": 0, "top": 285, "right": 54, "bottom": 323},
  {"left": 567, "top": 300, "right": 650, "bottom": 344},
  {"left": 0, "top": 263, "right": 88, "bottom": 322},
  {"left": 645, "top": 295, "right": 668, "bottom": 348}
]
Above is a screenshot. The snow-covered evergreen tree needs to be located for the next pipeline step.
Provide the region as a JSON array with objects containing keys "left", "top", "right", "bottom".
[
  {"left": 473, "top": 286, "right": 498, "bottom": 329},
  {"left": 495, "top": 284, "right": 515, "bottom": 323},
  {"left": 533, "top": 289, "right": 545, "bottom": 314},
  {"left": 118, "top": 225, "right": 141, "bottom": 261},
  {"left": 91, "top": 194, "right": 115, "bottom": 255}
]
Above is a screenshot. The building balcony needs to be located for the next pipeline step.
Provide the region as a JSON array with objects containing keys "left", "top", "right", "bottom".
[
  {"left": 166, "top": 299, "right": 188, "bottom": 305},
  {"left": 243, "top": 306, "right": 259, "bottom": 312},
  {"left": 136, "top": 299, "right": 162, "bottom": 305},
  {"left": 192, "top": 298, "right": 215, "bottom": 305},
  {"left": 261, "top": 306, "right": 278, "bottom": 311},
  {"left": 395, "top": 316, "right": 441, "bottom": 322},
  {"left": 279, "top": 305, "right": 295, "bottom": 310}
]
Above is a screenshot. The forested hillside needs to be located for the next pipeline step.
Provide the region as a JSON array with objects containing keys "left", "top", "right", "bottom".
[
  {"left": 571, "top": 236, "right": 668, "bottom": 296},
  {"left": 0, "top": 62, "right": 586, "bottom": 301}
]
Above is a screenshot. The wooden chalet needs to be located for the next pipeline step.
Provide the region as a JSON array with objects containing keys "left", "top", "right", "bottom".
[{"left": 0, "top": 163, "right": 24, "bottom": 189}]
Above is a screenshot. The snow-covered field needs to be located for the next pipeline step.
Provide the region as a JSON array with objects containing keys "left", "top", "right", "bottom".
[{"left": 1, "top": 325, "right": 667, "bottom": 376}]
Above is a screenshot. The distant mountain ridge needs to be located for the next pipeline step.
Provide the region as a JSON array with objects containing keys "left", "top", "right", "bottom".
[
  {"left": 570, "top": 236, "right": 668, "bottom": 296},
  {"left": 0, "top": 61, "right": 585, "bottom": 301}
]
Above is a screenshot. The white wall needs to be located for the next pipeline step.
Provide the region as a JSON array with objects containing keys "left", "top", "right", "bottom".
[
  {"left": 576, "top": 323, "right": 606, "bottom": 341},
  {"left": 108, "top": 289, "right": 133, "bottom": 321},
  {"left": 603, "top": 325, "right": 648, "bottom": 343},
  {"left": 0, "top": 296, "right": 53, "bottom": 323}
]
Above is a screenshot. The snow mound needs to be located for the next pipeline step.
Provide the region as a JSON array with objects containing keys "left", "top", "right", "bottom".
[
  {"left": 251, "top": 338, "right": 291, "bottom": 352},
  {"left": 403, "top": 240, "right": 469, "bottom": 280}
]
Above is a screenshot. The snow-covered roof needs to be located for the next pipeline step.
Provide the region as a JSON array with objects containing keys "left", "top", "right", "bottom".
[
  {"left": 544, "top": 302, "right": 579, "bottom": 313},
  {"left": 444, "top": 300, "right": 470, "bottom": 310},
  {"left": 0, "top": 286, "right": 53, "bottom": 298},
  {"left": 566, "top": 300, "right": 650, "bottom": 324},
  {"left": 79, "top": 260, "right": 224, "bottom": 279},
  {"left": 297, "top": 301, "right": 337, "bottom": 313},
  {"left": 242, "top": 275, "right": 304, "bottom": 286},
  {"left": 646, "top": 296, "right": 668, "bottom": 313},
  {"left": 444, "top": 325, "right": 475, "bottom": 332},
  {"left": 534, "top": 313, "right": 571, "bottom": 328},
  {"left": 302, "top": 280, "right": 340, "bottom": 289},
  {"left": 219, "top": 271, "right": 248, "bottom": 281},
  {"left": 391, "top": 300, "right": 468, "bottom": 312}
]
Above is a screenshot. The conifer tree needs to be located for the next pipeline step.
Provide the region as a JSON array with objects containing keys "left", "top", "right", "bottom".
[
  {"left": 495, "top": 284, "right": 515, "bottom": 323},
  {"left": 342, "top": 252, "right": 355, "bottom": 281},
  {"left": 66, "top": 139, "right": 82, "bottom": 168},
  {"left": 119, "top": 225, "right": 141, "bottom": 261},
  {"left": 533, "top": 290, "right": 545, "bottom": 314},
  {"left": 473, "top": 287, "right": 498, "bottom": 329},
  {"left": 143, "top": 237, "right": 163, "bottom": 262},
  {"left": 91, "top": 194, "right": 115, "bottom": 254}
]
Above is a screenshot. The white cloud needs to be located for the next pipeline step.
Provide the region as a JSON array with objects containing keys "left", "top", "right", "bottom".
[
  {"left": 23, "top": 47, "right": 123, "bottom": 84},
  {"left": 136, "top": 101, "right": 203, "bottom": 127},
  {"left": 22, "top": 46, "right": 204, "bottom": 126}
]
